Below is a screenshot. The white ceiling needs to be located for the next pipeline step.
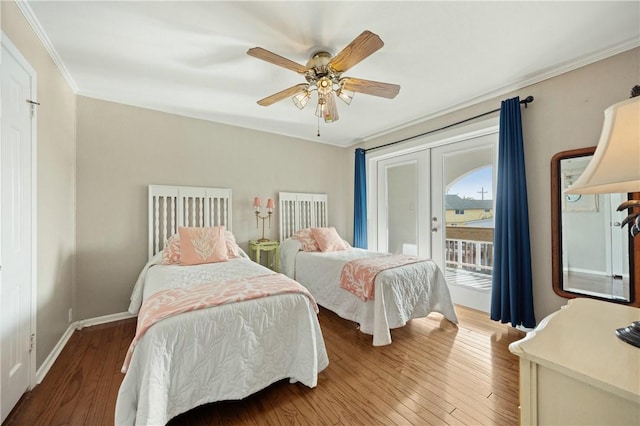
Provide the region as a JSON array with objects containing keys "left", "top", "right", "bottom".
[{"left": 22, "top": 1, "right": 640, "bottom": 148}]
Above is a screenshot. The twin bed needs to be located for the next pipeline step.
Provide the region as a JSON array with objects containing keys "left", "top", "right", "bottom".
[
  {"left": 115, "top": 186, "right": 328, "bottom": 425},
  {"left": 278, "top": 192, "right": 458, "bottom": 346},
  {"left": 116, "top": 186, "right": 457, "bottom": 425}
]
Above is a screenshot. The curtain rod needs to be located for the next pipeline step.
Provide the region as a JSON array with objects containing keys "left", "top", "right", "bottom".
[{"left": 363, "top": 95, "right": 534, "bottom": 153}]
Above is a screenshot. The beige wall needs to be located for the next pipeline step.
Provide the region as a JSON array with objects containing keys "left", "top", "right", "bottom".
[
  {"left": 2, "top": 1, "right": 77, "bottom": 369},
  {"left": 358, "top": 47, "right": 640, "bottom": 322},
  {"left": 75, "top": 97, "right": 348, "bottom": 319}
]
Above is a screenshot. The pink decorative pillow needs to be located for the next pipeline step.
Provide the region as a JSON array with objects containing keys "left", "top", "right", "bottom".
[
  {"left": 178, "top": 226, "right": 228, "bottom": 265},
  {"left": 161, "top": 234, "right": 181, "bottom": 264},
  {"left": 224, "top": 230, "right": 242, "bottom": 258},
  {"left": 311, "top": 227, "right": 348, "bottom": 252},
  {"left": 292, "top": 228, "right": 320, "bottom": 252},
  {"left": 161, "top": 229, "right": 241, "bottom": 264}
]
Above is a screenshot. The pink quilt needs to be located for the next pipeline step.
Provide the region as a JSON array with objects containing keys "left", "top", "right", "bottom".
[
  {"left": 340, "top": 255, "right": 426, "bottom": 301},
  {"left": 122, "top": 273, "right": 317, "bottom": 372}
]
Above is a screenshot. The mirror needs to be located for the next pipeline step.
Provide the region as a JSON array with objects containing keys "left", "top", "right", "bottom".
[{"left": 551, "top": 147, "right": 638, "bottom": 306}]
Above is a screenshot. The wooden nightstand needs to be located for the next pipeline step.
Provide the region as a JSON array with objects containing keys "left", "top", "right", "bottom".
[{"left": 248, "top": 240, "right": 279, "bottom": 272}]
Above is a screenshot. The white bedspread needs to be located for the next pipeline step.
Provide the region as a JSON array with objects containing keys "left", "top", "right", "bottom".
[
  {"left": 116, "top": 256, "right": 329, "bottom": 425},
  {"left": 279, "top": 239, "right": 458, "bottom": 346}
]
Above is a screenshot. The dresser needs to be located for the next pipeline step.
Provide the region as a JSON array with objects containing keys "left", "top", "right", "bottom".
[{"left": 509, "top": 298, "right": 640, "bottom": 425}]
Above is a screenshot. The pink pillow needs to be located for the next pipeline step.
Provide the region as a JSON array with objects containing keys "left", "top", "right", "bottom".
[
  {"left": 178, "top": 226, "right": 228, "bottom": 265},
  {"left": 292, "top": 228, "right": 320, "bottom": 252},
  {"left": 311, "top": 227, "right": 348, "bottom": 252},
  {"left": 224, "top": 230, "right": 242, "bottom": 258},
  {"left": 161, "top": 229, "right": 241, "bottom": 264},
  {"left": 161, "top": 234, "right": 181, "bottom": 264}
]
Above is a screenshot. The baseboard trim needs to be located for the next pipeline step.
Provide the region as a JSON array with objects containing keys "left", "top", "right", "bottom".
[
  {"left": 35, "top": 311, "right": 136, "bottom": 384},
  {"left": 76, "top": 311, "right": 136, "bottom": 329},
  {"left": 35, "top": 323, "right": 75, "bottom": 384}
]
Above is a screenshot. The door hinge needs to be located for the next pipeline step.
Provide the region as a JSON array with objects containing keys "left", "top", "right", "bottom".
[
  {"left": 26, "top": 99, "right": 40, "bottom": 118},
  {"left": 29, "top": 333, "right": 36, "bottom": 353}
]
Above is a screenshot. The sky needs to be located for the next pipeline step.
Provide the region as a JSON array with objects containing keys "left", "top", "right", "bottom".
[{"left": 447, "top": 166, "right": 493, "bottom": 200}]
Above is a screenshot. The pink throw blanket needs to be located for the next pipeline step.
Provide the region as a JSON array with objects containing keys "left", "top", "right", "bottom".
[
  {"left": 122, "top": 273, "right": 317, "bottom": 372},
  {"left": 340, "top": 255, "right": 426, "bottom": 301}
]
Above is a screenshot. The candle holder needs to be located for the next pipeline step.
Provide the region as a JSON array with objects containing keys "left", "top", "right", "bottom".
[{"left": 253, "top": 197, "right": 274, "bottom": 242}]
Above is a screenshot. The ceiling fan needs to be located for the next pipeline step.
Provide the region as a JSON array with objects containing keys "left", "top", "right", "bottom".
[{"left": 247, "top": 30, "right": 400, "bottom": 124}]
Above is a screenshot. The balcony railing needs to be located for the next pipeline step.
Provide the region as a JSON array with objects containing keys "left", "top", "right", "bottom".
[{"left": 445, "top": 226, "right": 494, "bottom": 274}]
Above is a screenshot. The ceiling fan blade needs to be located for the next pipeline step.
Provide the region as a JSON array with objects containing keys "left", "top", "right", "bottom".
[
  {"left": 247, "top": 47, "right": 308, "bottom": 74},
  {"left": 341, "top": 77, "right": 400, "bottom": 99},
  {"left": 329, "top": 30, "right": 384, "bottom": 73},
  {"left": 257, "top": 83, "right": 308, "bottom": 106}
]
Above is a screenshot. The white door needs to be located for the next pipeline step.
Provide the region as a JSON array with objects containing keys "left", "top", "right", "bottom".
[
  {"left": 431, "top": 134, "right": 498, "bottom": 312},
  {"left": 1, "top": 38, "right": 36, "bottom": 423},
  {"left": 605, "top": 192, "right": 630, "bottom": 300},
  {"left": 607, "top": 193, "right": 629, "bottom": 279}
]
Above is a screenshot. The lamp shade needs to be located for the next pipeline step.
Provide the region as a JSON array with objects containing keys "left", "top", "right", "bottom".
[
  {"left": 253, "top": 197, "right": 261, "bottom": 208},
  {"left": 266, "top": 198, "right": 274, "bottom": 209},
  {"left": 566, "top": 96, "right": 640, "bottom": 195}
]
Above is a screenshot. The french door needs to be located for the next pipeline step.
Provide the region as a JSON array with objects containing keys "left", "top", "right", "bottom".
[
  {"left": 371, "top": 129, "right": 498, "bottom": 312},
  {"left": 431, "top": 135, "right": 497, "bottom": 312}
]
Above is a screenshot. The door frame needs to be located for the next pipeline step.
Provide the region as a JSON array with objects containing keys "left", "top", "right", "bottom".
[{"left": 1, "top": 32, "right": 39, "bottom": 394}]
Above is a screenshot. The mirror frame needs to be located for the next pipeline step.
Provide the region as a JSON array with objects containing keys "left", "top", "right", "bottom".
[{"left": 551, "top": 147, "right": 639, "bottom": 307}]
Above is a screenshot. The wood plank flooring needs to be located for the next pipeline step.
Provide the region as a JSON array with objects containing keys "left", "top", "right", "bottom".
[{"left": 4, "top": 306, "right": 524, "bottom": 426}]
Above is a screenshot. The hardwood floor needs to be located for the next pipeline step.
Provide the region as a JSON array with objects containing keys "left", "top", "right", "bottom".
[{"left": 4, "top": 306, "right": 524, "bottom": 426}]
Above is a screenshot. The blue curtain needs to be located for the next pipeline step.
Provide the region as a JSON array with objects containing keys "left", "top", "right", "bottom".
[
  {"left": 490, "top": 97, "right": 536, "bottom": 328},
  {"left": 354, "top": 148, "right": 367, "bottom": 248}
]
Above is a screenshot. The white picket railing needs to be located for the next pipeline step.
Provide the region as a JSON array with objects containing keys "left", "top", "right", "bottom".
[{"left": 445, "top": 238, "right": 493, "bottom": 273}]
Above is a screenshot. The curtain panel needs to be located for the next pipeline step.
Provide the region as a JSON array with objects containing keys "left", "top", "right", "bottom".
[
  {"left": 490, "top": 97, "right": 536, "bottom": 328},
  {"left": 354, "top": 148, "right": 367, "bottom": 248}
]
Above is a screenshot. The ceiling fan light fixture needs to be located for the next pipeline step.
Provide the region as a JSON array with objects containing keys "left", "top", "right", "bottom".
[
  {"left": 248, "top": 30, "right": 399, "bottom": 131},
  {"left": 336, "top": 86, "right": 354, "bottom": 105},
  {"left": 317, "top": 77, "right": 333, "bottom": 95},
  {"left": 323, "top": 92, "right": 339, "bottom": 123},
  {"left": 315, "top": 95, "right": 326, "bottom": 118},
  {"left": 292, "top": 89, "right": 311, "bottom": 110}
]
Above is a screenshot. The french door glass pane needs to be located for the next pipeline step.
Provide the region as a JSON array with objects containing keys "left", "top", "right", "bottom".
[
  {"left": 442, "top": 147, "right": 495, "bottom": 293},
  {"left": 387, "top": 162, "right": 417, "bottom": 255}
]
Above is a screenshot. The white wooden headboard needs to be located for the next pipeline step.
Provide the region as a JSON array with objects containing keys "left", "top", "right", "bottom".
[
  {"left": 148, "top": 185, "right": 232, "bottom": 259},
  {"left": 279, "top": 192, "right": 328, "bottom": 241}
]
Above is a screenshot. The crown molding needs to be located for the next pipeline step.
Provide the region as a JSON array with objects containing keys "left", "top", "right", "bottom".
[
  {"left": 360, "top": 38, "right": 640, "bottom": 146},
  {"left": 15, "top": 0, "right": 79, "bottom": 93}
]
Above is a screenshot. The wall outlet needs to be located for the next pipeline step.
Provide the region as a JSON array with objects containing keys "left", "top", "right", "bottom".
[{"left": 68, "top": 308, "right": 73, "bottom": 323}]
